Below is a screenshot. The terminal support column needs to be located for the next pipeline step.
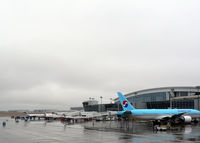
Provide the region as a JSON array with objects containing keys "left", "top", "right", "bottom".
[{"left": 169, "top": 89, "right": 175, "bottom": 109}]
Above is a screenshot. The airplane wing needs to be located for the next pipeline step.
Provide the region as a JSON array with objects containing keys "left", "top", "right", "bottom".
[
  {"left": 160, "top": 112, "right": 187, "bottom": 121},
  {"left": 171, "top": 112, "right": 186, "bottom": 120}
]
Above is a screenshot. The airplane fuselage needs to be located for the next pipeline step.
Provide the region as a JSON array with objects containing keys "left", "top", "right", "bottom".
[{"left": 118, "top": 109, "right": 200, "bottom": 120}]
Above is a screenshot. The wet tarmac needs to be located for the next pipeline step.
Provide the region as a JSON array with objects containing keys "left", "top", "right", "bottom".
[{"left": 0, "top": 117, "right": 200, "bottom": 143}]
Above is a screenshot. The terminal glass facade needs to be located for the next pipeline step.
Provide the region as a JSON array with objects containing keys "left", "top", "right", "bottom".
[
  {"left": 127, "top": 92, "right": 166, "bottom": 103},
  {"left": 125, "top": 91, "right": 197, "bottom": 109},
  {"left": 147, "top": 101, "right": 170, "bottom": 109},
  {"left": 172, "top": 100, "right": 194, "bottom": 109},
  {"left": 147, "top": 100, "right": 194, "bottom": 109}
]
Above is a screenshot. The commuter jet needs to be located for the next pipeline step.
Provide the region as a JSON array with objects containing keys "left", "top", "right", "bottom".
[{"left": 117, "top": 92, "right": 200, "bottom": 124}]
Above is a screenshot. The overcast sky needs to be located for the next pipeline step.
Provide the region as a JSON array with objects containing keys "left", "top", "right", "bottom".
[{"left": 0, "top": 0, "right": 200, "bottom": 110}]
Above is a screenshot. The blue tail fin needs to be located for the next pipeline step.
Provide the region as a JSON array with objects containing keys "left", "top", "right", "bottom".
[{"left": 117, "top": 92, "right": 135, "bottom": 111}]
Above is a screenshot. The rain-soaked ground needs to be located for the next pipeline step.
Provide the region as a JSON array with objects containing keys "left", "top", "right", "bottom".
[{"left": 0, "top": 117, "right": 200, "bottom": 143}]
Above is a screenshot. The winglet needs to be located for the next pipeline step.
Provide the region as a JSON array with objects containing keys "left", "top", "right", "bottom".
[{"left": 117, "top": 92, "right": 135, "bottom": 111}]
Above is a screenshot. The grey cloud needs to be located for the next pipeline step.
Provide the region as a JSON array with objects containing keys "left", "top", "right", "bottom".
[{"left": 0, "top": 0, "right": 200, "bottom": 110}]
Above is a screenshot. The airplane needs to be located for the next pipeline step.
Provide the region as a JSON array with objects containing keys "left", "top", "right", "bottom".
[
  {"left": 25, "top": 113, "right": 45, "bottom": 120},
  {"left": 117, "top": 92, "right": 200, "bottom": 125},
  {"left": 44, "top": 113, "right": 63, "bottom": 120},
  {"left": 26, "top": 113, "right": 45, "bottom": 117}
]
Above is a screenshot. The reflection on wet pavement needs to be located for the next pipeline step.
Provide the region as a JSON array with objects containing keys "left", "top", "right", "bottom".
[{"left": 1, "top": 117, "right": 200, "bottom": 143}]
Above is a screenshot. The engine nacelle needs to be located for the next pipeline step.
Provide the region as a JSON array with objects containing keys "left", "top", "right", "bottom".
[{"left": 181, "top": 116, "right": 192, "bottom": 123}]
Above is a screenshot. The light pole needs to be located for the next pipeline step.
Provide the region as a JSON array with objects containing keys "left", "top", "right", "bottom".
[
  {"left": 110, "top": 98, "right": 113, "bottom": 104},
  {"left": 100, "top": 96, "right": 103, "bottom": 112}
]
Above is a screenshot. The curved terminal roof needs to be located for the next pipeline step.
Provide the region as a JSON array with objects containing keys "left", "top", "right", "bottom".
[{"left": 114, "top": 86, "right": 200, "bottom": 102}]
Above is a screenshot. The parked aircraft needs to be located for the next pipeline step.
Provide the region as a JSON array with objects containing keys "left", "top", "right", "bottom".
[
  {"left": 26, "top": 113, "right": 45, "bottom": 118},
  {"left": 117, "top": 92, "right": 200, "bottom": 125}
]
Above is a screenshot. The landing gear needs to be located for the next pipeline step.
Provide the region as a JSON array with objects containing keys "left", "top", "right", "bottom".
[{"left": 152, "top": 120, "right": 171, "bottom": 131}]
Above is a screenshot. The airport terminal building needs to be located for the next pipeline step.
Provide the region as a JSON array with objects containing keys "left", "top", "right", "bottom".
[
  {"left": 82, "top": 98, "right": 119, "bottom": 112},
  {"left": 114, "top": 86, "right": 200, "bottom": 110},
  {"left": 82, "top": 86, "right": 200, "bottom": 112}
]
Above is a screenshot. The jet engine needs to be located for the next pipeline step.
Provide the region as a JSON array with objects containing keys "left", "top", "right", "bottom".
[
  {"left": 180, "top": 116, "right": 192, "bottom": 123},
  {"left": 171, "top": 116, "right": 192, "bottom": 125}
]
